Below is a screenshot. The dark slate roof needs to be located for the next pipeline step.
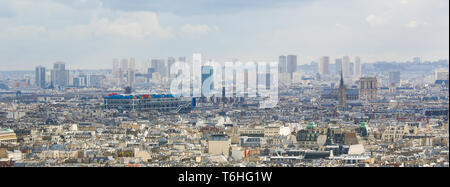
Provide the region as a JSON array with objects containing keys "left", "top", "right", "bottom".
[{"left": 435, "top": 80, "right": 449, "bottom": 85}]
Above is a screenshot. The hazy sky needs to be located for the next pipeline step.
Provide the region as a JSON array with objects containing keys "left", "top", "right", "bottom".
[{"left": 0, "top": 0, "right": 448, "bottom": 70}]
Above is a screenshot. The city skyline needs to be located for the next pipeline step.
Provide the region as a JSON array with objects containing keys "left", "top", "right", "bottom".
[
  {"left": 1, "top": 55, "right": 446, "bottom": 72},
  {"left": 3, "top": 56, "right": 445, "bottom": 92},
  {"left": 0, "top": 0, "right": 449, "bottom": 70}
]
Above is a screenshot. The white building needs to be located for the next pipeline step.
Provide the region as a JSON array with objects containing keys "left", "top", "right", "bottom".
[{"left": 319, "top": 56, "right": 330, "bottom": 76}]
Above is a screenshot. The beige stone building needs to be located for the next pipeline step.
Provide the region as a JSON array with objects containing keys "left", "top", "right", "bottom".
[
  {"left": 0, "top": 129, "right": 17, "bottom": 143},
  {"left": 208, "top": 135, "right": 231, "bottom": 156},
  {"left": 382, "top": 126, "right": 408, "bottom": 142}
]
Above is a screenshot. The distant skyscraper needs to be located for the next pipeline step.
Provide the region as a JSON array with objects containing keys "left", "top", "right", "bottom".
[
  {"left": 232, "top": 58, "right": 238, "bottom": 97},
  {"left": 266, "top": 70, "right": 271, "bottom": 90},
  {"left": 279, "top": 56, "right": 287, "bottom": 74},
  {"left": 287, "top": 55, "right": 297, "bottom": 78},
  {"left": 127, "top": 71, "right": 135, "bottom": 88},
  {"left": 128, "top": 58, "right": 136, "bottom": 88},
  {"left": 354, "top": 57, "right": 362, "bottom": 78},
  {"left": 151, "top": 59, "right": 166, "bottom": 76},
  {"left": 112, "top": 59, "right": 120, "bottom": 86},
  {"left": 73, "top": 75, "right": 86, "bottom": 87},
  {"left": 147, "top": 68, "right": 155, "bottom": 82},
  {"left": 87, "top": 75, "right": 103, "bottom": 88},
  {"left": 319, "top": 56, "right": 330, "bottom": 76},
  {"left": 178, "top": 57, "right": 186, "bottom": 63},
  {"left": 389, "top": 71, "right": 401, "bottom": 86},
  {"left": 349, "top": 62, "right": 354, "bottom": 76},
  {"left": 129, "top": 58, "right": 136, "bottom": 70},
  {"left": 120, "top": 59, "right": 129, "bottom": 71},
  {"left": 201, "top": 65, "right": 214, "bottom": 97},
  {"left": 342, "top": 56, "right": 350, "bottom": 78},
  {"left": 244, "top": 69, "right": 249, "bottom": 96},
  {"left": 151, "top": 59, "right": 159, "bottom": 72},
  {"left": 120, "top": 59, "right": 129, "bottom": 87},
  {"left": 35, "top": 66, "right": 46, "bottom": 89},
  {"left": 53, "top": 62, "right": 65, "bottom": 71},
  {"left": 168, "top": 57, "right": 176, "bottom": 77},
  {"left": 51, "top": 62, "right": 69, "bottom": 88},
  {"left": 413, "top": 57, "right": 422, "bottom": 63}
]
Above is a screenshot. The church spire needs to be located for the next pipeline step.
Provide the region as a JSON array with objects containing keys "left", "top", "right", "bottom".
[{"left": 338, "top": 71, "right": 347, "bottom": 109}]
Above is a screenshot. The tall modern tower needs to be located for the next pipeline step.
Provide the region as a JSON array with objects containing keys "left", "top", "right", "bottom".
[
  {"left": 129, "top": 58, "right": 136, "bottom": 70},
  {"left": 168, "top": 57, "right": 176, "bottom": 77},
  {"left": 319, "top": 56, "right": 330, "bottom": 76},
  {"left": 112, "top": 59, "right": 120, "bottom": 86},
  {"left": 287, "top": 55, "right": 297, "bottom": 78},
  {"left": 354, "top": 57, "right": 362, "bottom": 78},
  {"left": 278, "top": 56, "right": 287, "bottom": 74},
  {"left": 120, "top": 59, "right": 129, "bottom": 87},
  {"left": 178, "top": 57, "right": 186, "bottom": 63},
  {"left": 151, "top": 59, "right": 166, "bottom": 76},
  {"left": 201, "top": 65, "right": 214, "bottom": 97},
  {"left": 128, "top": 58, "right": 136, "bottom": 88},
  {"left": 51, "top": 62, "right": 69, "bottom": 88},
  {"left": 120, "top": 59, "right": 129, "bottom": 71},
  {"left": 35, "top": 66, "right": 46, "bottom": 89},
  {"left": 389, "top": 71, "right": 401, "bottom": 86},
  {"left": 413, "top": 57, "right": 422, "bottom": 63}
]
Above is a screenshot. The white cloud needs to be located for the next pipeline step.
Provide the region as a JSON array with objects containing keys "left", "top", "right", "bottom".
[
  {"left": 0, "top": 0, "right": 448, "bottom": 70},
  {"left": 70, "top": 11, "right": 174, "bottom": 39},
  {"left": 366, "top": 13, "right": 391, "bottom": 27},
  {"left": 407, "top": 20, "right": 418, "bottom": 28},
  {"left": 181, "top": 24, "right": 218, "bottom": 39},
  {"left": 406, "top": 20, "right": 427, "bottom": 28},
  {"left": 0, "top": 11, "right": 173, "bottom": 42},
  {"left": 0, "top": 25, "right": 46, "bottom": 39}
]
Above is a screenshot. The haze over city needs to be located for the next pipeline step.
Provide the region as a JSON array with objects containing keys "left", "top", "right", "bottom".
[{"left": 0, "top": 0, "right": 449, "bottom": 70}]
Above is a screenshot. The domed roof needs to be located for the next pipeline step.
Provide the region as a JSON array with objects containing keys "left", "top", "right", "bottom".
[
  {"left": 307, "top": 122, "right": 316, "bottom": 129},
  {"left": 360, "top": 122, "right": 367, "bottom": 128}
]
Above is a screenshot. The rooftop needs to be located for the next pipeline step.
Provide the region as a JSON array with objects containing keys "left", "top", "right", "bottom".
[{"left": 0, "top": 128, "right": 14, "bottom": 134}]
